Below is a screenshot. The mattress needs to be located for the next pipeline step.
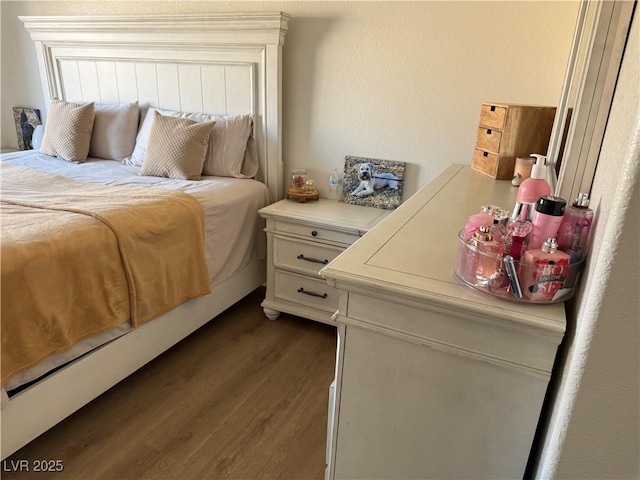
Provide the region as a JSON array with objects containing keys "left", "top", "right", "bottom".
[{"left": 1, "top": 150, "right": 270, "bottom": 392}]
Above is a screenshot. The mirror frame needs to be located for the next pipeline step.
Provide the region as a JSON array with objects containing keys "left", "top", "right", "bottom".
[{"left": 550, "top": 0, "right": 635, "bottom": 201}]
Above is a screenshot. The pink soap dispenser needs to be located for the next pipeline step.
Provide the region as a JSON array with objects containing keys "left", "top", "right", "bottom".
[{"left": 512, "top": 154, "right": 551, "bottom": 221}]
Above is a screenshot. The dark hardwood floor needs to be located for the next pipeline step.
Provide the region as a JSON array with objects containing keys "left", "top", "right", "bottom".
[{"left": 2, "top": 287, "right": 337, "bottom": 480}]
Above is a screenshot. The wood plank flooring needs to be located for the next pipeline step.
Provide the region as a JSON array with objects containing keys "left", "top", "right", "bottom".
[{"left": 2, "top": 288, "right": 337, "bottom": 480}]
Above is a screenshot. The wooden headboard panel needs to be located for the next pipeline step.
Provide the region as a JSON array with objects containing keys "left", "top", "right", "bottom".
[{"left": 20, "top": 13, "right": 290, "bottom": 201}]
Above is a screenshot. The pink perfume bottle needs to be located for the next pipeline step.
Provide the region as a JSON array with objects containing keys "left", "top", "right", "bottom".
[
  {"left": 557, "top": 192, "right": 594, "bottom": 262},
  {"left": 463, "top": 212, "right": 494, "bottom": 241},
  {"left": 506, "top": 218, "right": 532, "bottom": 261},
  {"left": 520, "top": 237, "right": 571, "bottom": 302},
  {"left": 463, "top": 225, "right": 500, "bottom": 286}
]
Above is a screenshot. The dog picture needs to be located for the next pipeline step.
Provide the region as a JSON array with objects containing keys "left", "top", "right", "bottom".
[
  {"left": 342, "top": 156, "right": 405, "bottom": 210},
  {"left": 12, "top": 107, "right": 41, "bottom": 151},
  {"left": 350, "top": 162, "right": 399, "bottom": 197},
  {"left": 19, "top": 111, "right": 34, "bottom": 150}
]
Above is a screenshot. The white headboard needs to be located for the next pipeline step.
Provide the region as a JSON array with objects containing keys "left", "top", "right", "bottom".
[{"left": 20, "top": 13, "right": 290, "bottom": 201}]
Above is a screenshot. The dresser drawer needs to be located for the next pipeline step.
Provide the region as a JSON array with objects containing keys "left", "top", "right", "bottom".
[
  {"left": 476, "top": 127, "right": 502, "bottom": 153},
  {"left": 274, "top": 270, "right": 340, "bottom": 313},
  {"left": 274, "top": 236, "right": 344, "bottom": 276},
  {"left": 274, "top": 219, "right": 360, "bottom": 246},
  {"left": 478, "top": 103, "right": 507, "bottom": 130}
]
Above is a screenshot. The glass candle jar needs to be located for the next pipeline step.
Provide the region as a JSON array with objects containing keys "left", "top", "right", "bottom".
[
  {"left": 512, "top": 156, "right": 535, "bottom": 186},
  {"left": 291, "top": 169, "right": 308, "bottom": 190}
]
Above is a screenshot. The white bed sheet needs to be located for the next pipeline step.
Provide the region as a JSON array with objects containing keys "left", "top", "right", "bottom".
[
  {"left": 1, "top": 150, "right": 271, "bottom": 392},
  {"left": 1, "top": 150, "right": 270, "bottom": 285}
]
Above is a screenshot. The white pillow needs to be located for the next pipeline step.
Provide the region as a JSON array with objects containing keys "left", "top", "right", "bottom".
[
  {"left": 202, "top": 113, "right": 256, "bottom": 178},
  {"left": 89, "top": 102, "right": 139, "bottom": 160},
  {"left": 124, "top": 107, "right": 256, "bottom": 178}
]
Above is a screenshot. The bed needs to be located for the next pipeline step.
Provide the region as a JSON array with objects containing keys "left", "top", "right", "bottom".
[{"left": 0, "top": 12, "right": 290, "bottom": 460}]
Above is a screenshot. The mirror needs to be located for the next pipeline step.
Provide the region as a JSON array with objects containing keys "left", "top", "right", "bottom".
[{"left": 551, "top": 0, "right": 635, "bottom": 200}]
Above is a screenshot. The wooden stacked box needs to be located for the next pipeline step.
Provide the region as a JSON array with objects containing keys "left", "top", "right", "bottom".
[{"left": 472, "top": 103, "right": 557, "bottom": 180}]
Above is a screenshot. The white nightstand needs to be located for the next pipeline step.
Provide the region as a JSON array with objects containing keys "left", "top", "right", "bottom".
[{"left": 259, "top": 199, "right": 390, "bottom": 324}]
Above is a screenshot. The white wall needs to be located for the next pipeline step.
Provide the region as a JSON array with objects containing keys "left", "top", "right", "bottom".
[
  {"left": 0, "top": 0, "right": 578, "bottom": 198},
  {"left": 1, "top": 1, "right": 638, "bottom": 477}
]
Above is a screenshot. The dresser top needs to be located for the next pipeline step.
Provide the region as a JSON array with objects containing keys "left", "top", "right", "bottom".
[
  {"left": 259, "top": 198, "right": 391, "bottom": 234},
  {"left": 321, "top": 164, "right": 566, "bottom": 333}
]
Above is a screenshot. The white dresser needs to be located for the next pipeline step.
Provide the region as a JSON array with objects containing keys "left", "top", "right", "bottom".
[
  {"left": 321, "top": 165, "right": 566, "bottom": 479},
  {"left": 259, "top": 199, "right": 389, "bottom": 324}
]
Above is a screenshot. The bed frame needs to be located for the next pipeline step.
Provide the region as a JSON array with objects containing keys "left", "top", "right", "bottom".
[{"left": 0, "top": 12, "right": 290, "bottom": 460}]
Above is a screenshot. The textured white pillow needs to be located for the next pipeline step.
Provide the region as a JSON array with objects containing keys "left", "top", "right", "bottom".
[
  {"left": 40, "top": 99, "right": 95, "bottom": 163},
  {"left": 139, "top": 111, "right": 215, "bottom": 180},
  {"left": 89, "top": 102, "right": 139, "bottom": 160},
  {"left": 123, "top": 107, "right": 211, "bottom": 167},
  {"left": 124, "top": 107, "right": 256, "bottom": 178}
]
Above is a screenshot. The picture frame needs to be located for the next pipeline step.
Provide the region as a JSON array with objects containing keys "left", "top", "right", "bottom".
[
  {"left": 342, "top": 155, "right": 405, "bottom": 210},
  {"left": 12, "top": 107, "right": 41, "bottom": 150}
]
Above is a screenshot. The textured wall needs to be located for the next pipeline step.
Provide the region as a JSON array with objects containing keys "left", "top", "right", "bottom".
[
  {"left": 0, "top": 0, "right": 578, "bottom": 197},
  {"left": 2, "top": 2, "right": 638, "bottom": 476},
  {"left": 537, "top": 9, "right": 640, "bottom": 479}
]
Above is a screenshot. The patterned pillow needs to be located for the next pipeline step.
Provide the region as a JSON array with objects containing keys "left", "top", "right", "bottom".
[
  {"left": 123, "top": 107, "right": 215, "bottom": 167},
  {"left": 139, "top": 111, "right": 215, "bottom": 180},
  {"left": 40, "top": 99, "right": 95, "bottom": 163}
]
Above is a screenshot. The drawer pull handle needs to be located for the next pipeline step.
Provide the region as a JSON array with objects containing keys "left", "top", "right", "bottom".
[
  {"left": 490, "top": 105, "right": 496, "bottom": 112},
  {"left": 486, "top": 129, "right": 492, "bottom": 135},
  {"left": 483, "top": 151, "right": 489, "bottom": 157},
  {"left": 311, "top": 230, "right": 318, "bottom": 237},
  {"left": 297, "top": 287, "right": 327, "bottom": 299},
  {"left": 297, "top": 254, "right": 329, "bottom": 265}
]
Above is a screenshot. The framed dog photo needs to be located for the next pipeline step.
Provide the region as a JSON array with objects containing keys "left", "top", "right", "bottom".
[
  {"left": 342, "top": 156, "right": 405, "bottom": 210},
  {"left": 12, "top": 107, "right": 41, "bottom": 150}
]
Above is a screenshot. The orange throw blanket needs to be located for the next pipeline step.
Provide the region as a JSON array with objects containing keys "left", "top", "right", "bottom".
[{"left": 1, "top": 164, "right": 211, "bottom": 386}]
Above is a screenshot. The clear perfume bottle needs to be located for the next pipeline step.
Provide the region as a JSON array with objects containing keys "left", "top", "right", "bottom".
[{"left": 465, "top": 225, "right": 500, "bottom": 287}]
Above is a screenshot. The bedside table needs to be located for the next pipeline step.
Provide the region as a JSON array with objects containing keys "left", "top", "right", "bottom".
[{"left": 259, "top": 199, "right": 390, "bottom": 324}]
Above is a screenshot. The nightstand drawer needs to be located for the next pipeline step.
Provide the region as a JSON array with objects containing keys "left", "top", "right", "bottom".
[
  {"left": 275, "top": 270, "right": 340, "bottom": 313},
  {"left": 260, "top": 198, "right": 389, "bottom": 324},
  {"left": 274, "top": 236, "right": 343, "bottom": 276},
  {"left": 476, "top": 127, "right": 502, "bottom": 153},
  {"left": 274, "top": 220, "right": 360, "bottom": 246}
]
